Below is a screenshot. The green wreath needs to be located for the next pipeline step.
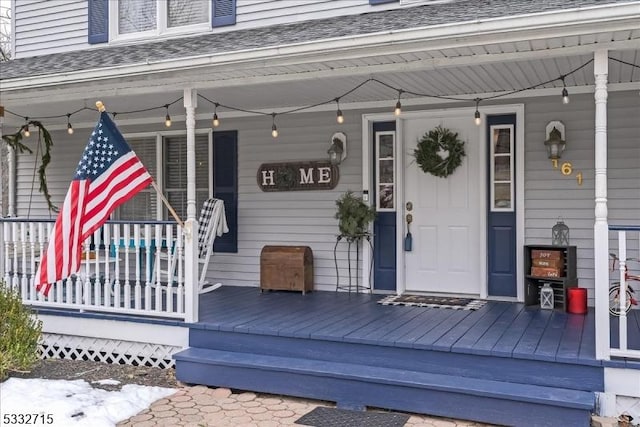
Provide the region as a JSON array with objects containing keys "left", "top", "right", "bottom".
[{"left": 413, "top": 126, "right": 466, "bottom": 178}]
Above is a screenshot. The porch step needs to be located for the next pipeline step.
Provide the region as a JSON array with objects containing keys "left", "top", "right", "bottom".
[
  {"left": 174, "top": 347, "right": 595, "bottom": 427},
  {"left": 189, "top": 328, "right": 603, "bottom": 392}
]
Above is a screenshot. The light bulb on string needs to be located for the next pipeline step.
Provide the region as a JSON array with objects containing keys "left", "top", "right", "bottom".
[
  {"left": 271, "top": 113, "right": 278, "bottom": 138},
  {"left": 66, "top": 114, "right": 74, "bottom": 135},
  {"left": 212, "top": 103, "right": 220, "bottom": 127},
  {"left": 561, "top": 77, "right": 570, "bottom": 104},
  {"left": 335, "top": 98, "right": 344, "bottom": 124},
  {"left": 474, "top": 99, "right": 482, "bottom": 126},
  {"left": 164, "top": 105, "right": 172, "bottom": 127},
  {"left": 22, "top": 118, "right": 30, "bottom": 137},
  {"left": 394, "top": 90, "right": 403, "bottom": 116}
]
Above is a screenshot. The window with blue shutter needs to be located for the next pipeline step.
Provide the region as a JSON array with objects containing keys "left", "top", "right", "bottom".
[
  {"left": 212, "top": 0, "right": 236, "bottom": 27},
  {"left": 88, "top": 0, "right": 108, "bottom": 44},
  {"left": 212, "top": 131, "right": 238, "bottom": 253},
  {"left": 369, "top": 0, "right": 398, "bottom": 4}
]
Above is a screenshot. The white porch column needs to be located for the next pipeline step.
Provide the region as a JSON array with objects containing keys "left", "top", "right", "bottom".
[
  {"left": 184, "top": 88, "right": 199, "bottom": 323},
  {"left": 593, "top": 49, "right": 610, "bottom": 361}
]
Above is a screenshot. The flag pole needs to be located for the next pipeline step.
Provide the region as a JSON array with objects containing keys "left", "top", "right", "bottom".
[
  {"left": 95, "top": 100, "right": 185, "bottom": 229},
  {"left": 151, "top": 181, "right": 185, "bottom": 228}
]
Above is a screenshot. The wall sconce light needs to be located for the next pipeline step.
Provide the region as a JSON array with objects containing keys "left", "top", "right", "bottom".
[
  {"left": 544, "top": 121, "right": 566, "bottom": 159},
  {"left": 328, "top": 132, "right": 347, "bottom": 165}
]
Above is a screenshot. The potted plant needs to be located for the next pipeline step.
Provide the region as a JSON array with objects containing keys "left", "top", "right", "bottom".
[{"left": 334, "top": 191, "right": 376, "bottom": 241}]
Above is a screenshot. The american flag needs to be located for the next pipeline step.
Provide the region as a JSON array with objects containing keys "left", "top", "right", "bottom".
[{"left": 35, "top": 112, "right": 153, "bottom": 296}]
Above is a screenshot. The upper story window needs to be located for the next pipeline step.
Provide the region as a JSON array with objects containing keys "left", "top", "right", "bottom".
[
  {"left": 89, "top": 0, "right": 236, "bottom": 45},
  {"left": 114, "top": 0, "right": 209, "bottom": 40}
]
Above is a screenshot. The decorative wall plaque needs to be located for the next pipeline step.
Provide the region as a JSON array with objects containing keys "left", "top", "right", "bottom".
[{"left": 257, "top": 161, "right": 339, "bottom": 192}]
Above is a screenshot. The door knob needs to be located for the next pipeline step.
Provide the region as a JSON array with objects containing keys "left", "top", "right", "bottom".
[{"left": 406, "top": 213, "right": 413, "bottom": 224}]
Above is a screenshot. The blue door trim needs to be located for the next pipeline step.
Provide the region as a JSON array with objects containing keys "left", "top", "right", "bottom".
[
  {"left": 372, "top": 122, "right": 396, "bottom": 291},
  {"left": 487, "top": 115, "right": 517, "bottom": 297}
]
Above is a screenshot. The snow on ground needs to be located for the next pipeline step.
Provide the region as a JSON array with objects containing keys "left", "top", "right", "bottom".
[{"left": 0, "top": 378, "right": 175, "bottom": 427}]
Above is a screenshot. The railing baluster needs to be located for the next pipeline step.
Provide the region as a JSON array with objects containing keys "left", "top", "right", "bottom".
[
  {"left": 618, "top": 231, "right": 628, "bottom": 352},
  {"left": 134, "top": 224, "right": 142, "bottom": 310},
  {"left": 176, "top": 225, "right": 184, "bottom": 314},
  {"left": 124, "top": 223, "right": 131, "bottom": 309},
  {"left": 143, "top": 224, "right": 152, "bottom": 311},
  {"left": 165, "top": 224, "right": 174, "bottom": 314},
  {"left": 2, "top": 222, "right": 9, "bottom": 285},
  {"left": 11, "top": 222, "right": 18, "bottom": 290}
]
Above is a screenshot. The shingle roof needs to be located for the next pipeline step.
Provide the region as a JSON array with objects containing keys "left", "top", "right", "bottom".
[{"left": 0, "top": 0, "right": 629, "bottom": 81}]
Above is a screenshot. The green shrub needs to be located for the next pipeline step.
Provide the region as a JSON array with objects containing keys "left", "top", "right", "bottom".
[{"left": 0, "top": 281, "right": 42, "bottom": 380}]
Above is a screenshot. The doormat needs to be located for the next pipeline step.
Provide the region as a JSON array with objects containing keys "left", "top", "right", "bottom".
[
  {"left": 377, "top": 294, "right": 487, "bottom": 310},
  {"left": 295, "top": 407, "right": 409, "bottom": 427}
]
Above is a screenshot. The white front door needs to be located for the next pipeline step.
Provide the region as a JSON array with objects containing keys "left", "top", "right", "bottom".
[{"left": 403, "top": 115, "right": 482, "bottom": 295}]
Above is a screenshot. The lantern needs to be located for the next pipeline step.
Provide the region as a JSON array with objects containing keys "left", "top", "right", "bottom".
[
  {"left": 552, "top": 220, "right": 570, "bottom": 246},
  {"left": 540, "top": 282, "right": 555, "bottom": 309}
]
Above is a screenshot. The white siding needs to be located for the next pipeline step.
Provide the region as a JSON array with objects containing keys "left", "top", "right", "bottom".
[
  {"left": 13, "top": 0, "right": 394, "bottom": 58},
  {"left": 13, "top": 91, "right": 640, "bottom": 298},
  {"left": 522, "top": 91, "right": 640, "bottom": 305},
  {"left": 14, "top": 0, "right": 88, "bottom": 58}
]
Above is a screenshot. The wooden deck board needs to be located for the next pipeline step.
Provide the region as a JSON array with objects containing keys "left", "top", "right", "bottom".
[
  {"left": 192, "top": 287, "right": 640, "bottom": 366},
  {"left": 490, "top": 307, "right": 538, "bottom": 357},
  {"left": 533, "top": 310, "right": 569, "bottom": 361},
  {"left": 449, "top": 303, "right": 512, "bottom": 353},
  {"left": 555, "top": 313, "right": 586, "bottom": 362},
  {"left": 344, "top": 306, "right": 425, "bottom": 345},
  {"left": 512, "top": 309, "right": 553, "bottom": 358},
  {"left": 412, "top": 310, "right": 472, "bottom": 349},
  {"left": 469, "top": 304, "right": 524, "bottom": 355}
]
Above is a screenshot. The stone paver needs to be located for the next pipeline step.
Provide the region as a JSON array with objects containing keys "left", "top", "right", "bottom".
[{"left": 114, "top": 385, "right": 518, "bottom": 427}]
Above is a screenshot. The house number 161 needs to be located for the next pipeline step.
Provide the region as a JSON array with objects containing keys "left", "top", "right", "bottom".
[{"left": 551, "top": 159, "right": 583, "bottom": 186}]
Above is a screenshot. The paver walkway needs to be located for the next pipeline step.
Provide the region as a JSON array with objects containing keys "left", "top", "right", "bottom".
[{"left": 117, "top": 385, "right": 493, "bottom": 426}]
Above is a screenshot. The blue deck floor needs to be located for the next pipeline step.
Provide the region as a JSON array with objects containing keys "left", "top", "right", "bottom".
[{"left": 194, "top": 286, "right": 640, "bottom": 369}]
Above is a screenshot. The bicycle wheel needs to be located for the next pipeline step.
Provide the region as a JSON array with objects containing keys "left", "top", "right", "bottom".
[{"left": 609, "top": 283, "right": 633, "bottom": 316}]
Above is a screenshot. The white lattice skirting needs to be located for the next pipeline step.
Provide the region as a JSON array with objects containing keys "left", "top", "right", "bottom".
[{"left": 39, "top": 333, "right": 180, "bottom": 369}]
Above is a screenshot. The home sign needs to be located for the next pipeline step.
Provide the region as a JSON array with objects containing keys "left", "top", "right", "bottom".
[{"left": 257, "top": 161, "right": 339, "bottom": 192}]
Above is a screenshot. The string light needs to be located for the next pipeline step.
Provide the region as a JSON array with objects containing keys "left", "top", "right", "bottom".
[
  {"left": 271, "top": 113, "right": 278, "bottom": 138},
  {"left": 560, "top": 77, "right": 570, "bottom": 104},
  {"left": 212, "top": 103, "right": 220, "bottom": 127},
  {"left": 6, "top": 57, "right": 639, "bottom": 138},
  {"left": 66, "top": 114, "right": 74, "bottom": 135},
  {"left": 335, "top": 98, "right": 344, "bottom": 124},
  {"left": 22, "top": 117, "right": 30, "bottom": 137},
  {"left": 394, "top": 90, "right": 403, "bottom": 116},
  {"left": 164, "top": 104, "right": 172, "bottom": 127}
]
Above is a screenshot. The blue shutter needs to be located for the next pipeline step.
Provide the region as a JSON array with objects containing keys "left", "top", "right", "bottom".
[
  {"left": 213, "top": 131, "right": 238, "bottom": 253},
  {"left": 88, "top": 0, "right": 108, "bottom": 44},
  {"left": 369, "top": 0, "right": 397, "bottom": 4},
  {"left": 212, "top": 0, "right": 236, "bottom": 27}
]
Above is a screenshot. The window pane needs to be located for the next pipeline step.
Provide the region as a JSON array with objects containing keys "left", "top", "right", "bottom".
[
  {"left": 494, "top": 156, "right": 511, "bottom": 181},
  {"left": 378, "top": 134, "right": 394, "bottom": 158},
  {"left": 493, "top": 128, "right": 511, "bottom": 154},
  {"left": 379, "top": 185, "right": 394, "bottom": 210},
  {"left": 117, "top": 137, "right": 157, "bottom": 220},
  {"left": 164, "top": 135, "right": 209, "bottom": 220},
  {"left": 119, "top": 0, "right": 157, "bottom": 34},
  {"left": 379, "top": 160, "right": 394, "bottom": 184},
  {"left": 494, "top": 183, "right": 511, "bottom": 209},
  {"left": 168, "top": 0, "right": 208, "bottom": 27}
]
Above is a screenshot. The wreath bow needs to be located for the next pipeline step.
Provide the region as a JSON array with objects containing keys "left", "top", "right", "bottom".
[{"left": 413, "top": 126, "right": 466, "bottom": 178}]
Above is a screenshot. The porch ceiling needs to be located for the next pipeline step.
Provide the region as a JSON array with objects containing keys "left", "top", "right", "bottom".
[{"left": 1, "top": 33, "right": 638, "bottom": 129}]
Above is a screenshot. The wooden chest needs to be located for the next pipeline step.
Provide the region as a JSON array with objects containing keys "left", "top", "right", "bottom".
[{"left": 260, "top": 246, "right": 313, "bottom": 294}]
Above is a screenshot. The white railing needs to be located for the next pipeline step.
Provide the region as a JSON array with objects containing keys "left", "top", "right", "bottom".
[
  {"left": 0, "top": 218, "right": 188, "bottom": 320},
  {"left": 608, "top": 225, "right": 640, "bottom": 360}
]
